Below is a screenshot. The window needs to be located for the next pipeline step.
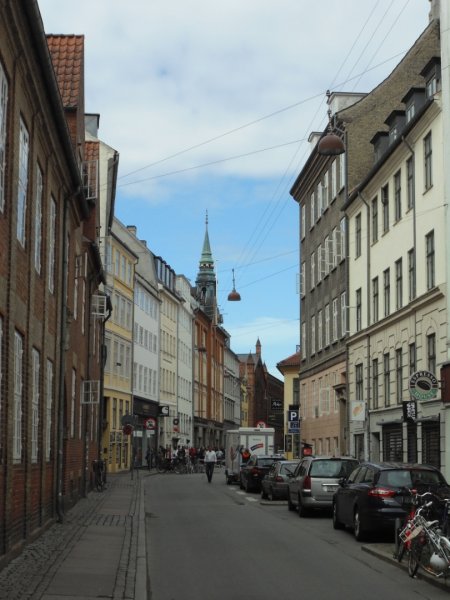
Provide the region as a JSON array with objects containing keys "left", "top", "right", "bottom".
[
  {"left": 339, "top": 154, "right": 345, "bottom": 190},
  {"left": 339, "top": 218, "right": 346, "bottom": 261},
  {"left": 356, "top": 288, "right": 362, "bottom": 332},
  {"left": 318, "top": 309, "right": 323, "bottom": 351},
  {"left": 408, "top": 248, "right": 416, "bottom": 301},
  {"left": 426, "top": 230, "right": 435, "bottom": 290},
  {"left": 311, "top": 316, "right": 316, "bottom": 355},
  {"left": 0, "top": 63, "right": 8, "bottom": 212},
  {"left": 48, "top": 197, "right": 56, "bottom": 293},
  {"left": 31, "top": 348, "right": 40, "bottom": 463},
  {"left": 427, "top": 333, "right": 436, "bottom": 374},
  {"left": 14, "top": 331, "right": 23, "bottom": 462},
  {"left": 325, "top": 303, "right": 330, "bottom": 346},
  {"left": 406, "top": 101, "right": 415, "bottom": 123},
  {"left": 17, "top": 118, "right": 29, "bottom": 246},
  {"left": 383, "top": 268, "right": 390, "bottom": 317},
  {"left": 310, "top": 251, "right": 315, "bottom": 289},
  {"left": 300, "top": 261, "right": 305, "bottom": 297},
  {"left": 395, "top": 258, "right": 403, "bottom": 310},
  {"left": 301, "top": 206, "right": 305, "bottom": 240},
  {"left": 382, "top": 184, "right": 389, "bottom": 233},
  {"left": 332, "top": 298, "right": 338, "bottom": 342},
  {"left": 322, "top": 173, "right": 328, "bottom": 212},
  {"left": 316, "top": 183, "right": 322, "bottom": 218},
  {"left": 371, "top": 197, "right": 378, "bottom": 243},
  {"left": 396, "top": 348, "right": 403, "bottom": 405},
  {"left": 406, "top": 156, "right": 414, "bottom": 210},
  {"left": 372, "top": 277, "right": 379, "bottom": 323},
  {"left": 301, "top": 322, "right": 306, "bottom": 357},
  {"left": 384, "top": 352, "right": 391, "bottom": 407},
  {"left": 331, "top": 160, "right": 337, "bottom": 199},
  {"left": 317, "top": 243, "right": 323, "bottom": 282},
  {"left": 409, "top": 343, "right": 416, "bottom": 375},
  {"left": 34, "top": 165, "right": 43, "bottom": 273},
  {"left": 340, "top": 292, "right": 346, "bottom": 337},
  {"left": 355, "top": 213, "right": 362, "bottom": 258},
  {"left": 372, "top": 358, "right": 379, "bottom": 409},
  {"left": 71, "top": 369, "right": 77, "bottom": 438},
  {"left": 355, "top": 364, "right": 363, "bottom": 401},
  {"left": 45, "top": 359, "right": 53, "bottom": 462},
  {"left": 424, "top": 132, "right": 432, "bottom": 190},
  {"left": 394, "top": 170, "right": 401, "bottom": 222}
]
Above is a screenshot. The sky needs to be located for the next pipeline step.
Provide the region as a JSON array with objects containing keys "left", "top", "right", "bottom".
[{"left": 38, "top": 0, "right": 432, "bottom": 377}]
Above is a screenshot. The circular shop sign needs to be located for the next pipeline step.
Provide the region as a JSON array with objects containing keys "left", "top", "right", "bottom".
[{"left": 409, "top": 370, "right": 439, "bottom": 401}]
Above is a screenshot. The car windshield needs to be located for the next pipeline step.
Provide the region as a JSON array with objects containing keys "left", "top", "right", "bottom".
[
  {"left": 379, "top": 469, "right": 445, "bottom": 488},
  {"left": 310, "top": 459, "right": 358, "bottom": 478}
]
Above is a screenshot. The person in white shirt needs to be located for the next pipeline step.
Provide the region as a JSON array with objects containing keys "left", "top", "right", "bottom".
[{"left": 204, "top": 446, "right": 217, "bottom": 483}]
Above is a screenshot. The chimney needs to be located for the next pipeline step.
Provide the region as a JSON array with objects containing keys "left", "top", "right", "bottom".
[{"left": 127, "top": 225, "right": 137, "bottom": 235}]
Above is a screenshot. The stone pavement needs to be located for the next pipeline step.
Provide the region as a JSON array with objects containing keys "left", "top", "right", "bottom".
[{"left": 0, "top": 468, "right": 152, "bottom": 600}]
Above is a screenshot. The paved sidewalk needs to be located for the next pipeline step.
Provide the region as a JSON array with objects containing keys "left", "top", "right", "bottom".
[{"left": 0, "top": 469, "right": 152, "bottom": 600}]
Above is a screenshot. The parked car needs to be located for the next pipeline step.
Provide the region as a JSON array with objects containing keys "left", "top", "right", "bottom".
[
  {"left": 287, "top": 456, "right": 359, "bottom": 516},
  {"left": 240, "top": 454, "right": 285, "bottom": 493},
  {"left": 261, "top": 460, "right": 300, "bottom": 501},
  {"left": 332, "top": 461, "right": 450, "bottom": 541}
]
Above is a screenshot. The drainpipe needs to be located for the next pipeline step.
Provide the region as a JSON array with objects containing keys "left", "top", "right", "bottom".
[
  {"left": 56, "top": 189, "right": 78, "bottom": 523},
  {"left": 357, "top": 192, "right": 371, "bottom": 460}
]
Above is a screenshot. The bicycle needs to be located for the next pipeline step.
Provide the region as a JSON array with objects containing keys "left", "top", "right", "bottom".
[
  {"left": 394, "top": 489, "right": 436, "bottom": 562},
  {"left": 406, "top": 498, "right": 450, "bottom": 578}
]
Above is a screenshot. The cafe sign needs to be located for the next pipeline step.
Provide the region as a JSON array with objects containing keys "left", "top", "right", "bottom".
[{"left": 409, "top": 370, "right": 439, "bottom": 401}]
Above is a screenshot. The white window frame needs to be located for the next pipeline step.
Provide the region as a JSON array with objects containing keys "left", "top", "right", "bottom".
[
  {"left": 325, "top": 303, "right": 330, "bottom": 347},
  {"left": 301, "top": 322, "right": 306, "bottom": 358},
  {"left": 13, "top": 331, "right": 23, "bottom": 462},
  {"left": 81, "top": 380, "right": 100, "bottom": 404},
  {"left": 311, "top": 315, "right": 316, "bottom": 356},
  {"left": 310, "top": 251, "right": 315, "bottom": 290},
  {"left": 31, "top": 348, "right": 40, "bottom": 463},
  {"left": 48, "top": 196, "right": 56, "bottom": 293},
  {"left": 17, "top": 118, "right": 29, "bottom": 246},
  {"left": 0, "top": 64, "right": 8, "bottom": 212},
  {"left": 332, "top": 298, "right": 338, "bottom": 342},
  {"left": 45, "top": 359, "right": 53, "bottom": 462},
  {"left": 322, "top": 172, "right": 328, "bottom": 212},
  {"left": 331, "top": 160, "right": 337, "bottom": 200},
  {"left": 34, "top": 165, "right": 43, "bottom": 273},
  {"left": 318, "top": 309, "right": 323, "bottom": 351},
  {"left": 341, "top": 292, "right": 347, "bottom": 337},
  {"left": 71, "top": 369, "right": 76, "bottom": 438},
  {"left": 300, "top": 261, "right": 305, "bottom": 297}
]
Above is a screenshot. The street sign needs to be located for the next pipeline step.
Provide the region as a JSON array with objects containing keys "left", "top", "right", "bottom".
[
  {"left": 288, "top": 409, "right": 299, "bottom": 422},
  {"left": 256, "top": 421, "right": 266, "bottom": 429},
  {"left": 144, "top": 417, "right": 157, "bottom": 431},
  {"left": 121, "top": 414, "right": 135, "bottom": 426},
  {"left": 288, "top": 421, "right": 299, "bottom": 433},
  {"left": 122, "top": 424, "right": 133, "bottom": 435}
]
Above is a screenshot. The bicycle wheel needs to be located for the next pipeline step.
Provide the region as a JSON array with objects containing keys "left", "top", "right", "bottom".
[
  {"left": 408, "top": 537, "right": 421, "bottom": 577},
  {"left": 394, "top": 518, "right": 406, "bottom": 562}
]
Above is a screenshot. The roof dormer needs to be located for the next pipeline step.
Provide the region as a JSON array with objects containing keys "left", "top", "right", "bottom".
[
  {"left": 384, "top": 110, "right": 406, "bottom": 146},
  {"left": 401, "top": 87, "right": 426, "bottom": 124},
  {"left": 420, "top": 57, "right": 441, "bottom": 99},
  {"left": 370, "top": 131, "right": 389, "bottom": 163}
]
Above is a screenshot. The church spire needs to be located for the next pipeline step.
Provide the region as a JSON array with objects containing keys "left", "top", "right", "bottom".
[{"left": 196, "top": 211, "right": 217, "bottom": 318}]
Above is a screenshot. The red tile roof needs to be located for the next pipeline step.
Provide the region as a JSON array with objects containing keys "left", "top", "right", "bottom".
[
  {"left": 277, "top": 351, "right": 301, "bottom": 368},
  {"left": 46, "top": 35, "right": 84, "bottom": 108}
]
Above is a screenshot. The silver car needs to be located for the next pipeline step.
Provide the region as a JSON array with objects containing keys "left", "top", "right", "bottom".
[{"left": 287, "top": 456, "right": 359, "bottom": 517}]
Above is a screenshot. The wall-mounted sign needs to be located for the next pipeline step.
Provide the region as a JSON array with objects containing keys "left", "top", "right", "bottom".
[
  {"left": 350, "top": 401, "right": 365, "bottom": 422},
  {"left": 403, "top": 400, "right": 417, "bottom": 423},
  {"left": 158, "top": 405, "right": 170, "bottom": 416},
  {"left": 288, "top": 409, "right": 299, "bottom": 422},
  {"left": 271, "top": 399, "right": 283, "bottom": 411},
  {"left": 409, "top": 371, "right": 438, "bottom": 401}
]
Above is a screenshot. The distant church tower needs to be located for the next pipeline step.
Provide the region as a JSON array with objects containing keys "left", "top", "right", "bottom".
[{"left": 195, "top": 211, "right": 217, "bottom": 320}]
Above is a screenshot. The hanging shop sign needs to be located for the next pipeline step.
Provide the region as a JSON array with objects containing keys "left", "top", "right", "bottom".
[
  {"left": 409, "top": 371, "right": 439, "bottom": 401},
  {"left": 403, "top": 400, "right": 417, "bottom": 423}
]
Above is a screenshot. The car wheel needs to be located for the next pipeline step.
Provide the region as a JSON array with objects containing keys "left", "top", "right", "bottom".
[
  {"left": 298, "top": 495, "right": 310, "bottom": 518},
  {"left": 332, "top": 502, "right": 344, "bottom": 530},
  {"left": 287, "top": 492, "right": 295, "bottom": 511},
  {"left": 245, "top": 479, "right": 251, "bottom": 493},
  {"left": 239, "top": 478, "right": 244, "bottom": 490},
  {"left": 268, "top": 487, "right": 275, "bottom": 502},
  {"left": 261, "top": 486, "right": 268, "bottom": 500},
  {"left": 353, "top": 509, "right": 366, "bottom": 541}
]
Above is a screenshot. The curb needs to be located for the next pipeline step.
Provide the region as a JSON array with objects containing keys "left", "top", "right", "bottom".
[{"left": 362, "top": 544, "right": 450, "bottom": 592}]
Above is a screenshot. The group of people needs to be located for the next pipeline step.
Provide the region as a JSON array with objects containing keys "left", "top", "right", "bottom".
[{"left": 143, "top": 444, "right": 225, "bottom": 482}]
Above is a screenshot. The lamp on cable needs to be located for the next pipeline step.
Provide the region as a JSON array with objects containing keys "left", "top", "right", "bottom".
[
  {"left": 227, "top": 268, "right": 241, "bottom": 301},
  {"left": 318, "top": 91, "right": 345, "bottom": 156}
]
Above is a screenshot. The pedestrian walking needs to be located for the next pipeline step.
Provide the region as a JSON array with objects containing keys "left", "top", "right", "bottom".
[
  {"left": 145, "top": 447, "right": 152, "bottom": 470},
  {"left": 204, "top": 446, "right": 217, "bottom": 483}
]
